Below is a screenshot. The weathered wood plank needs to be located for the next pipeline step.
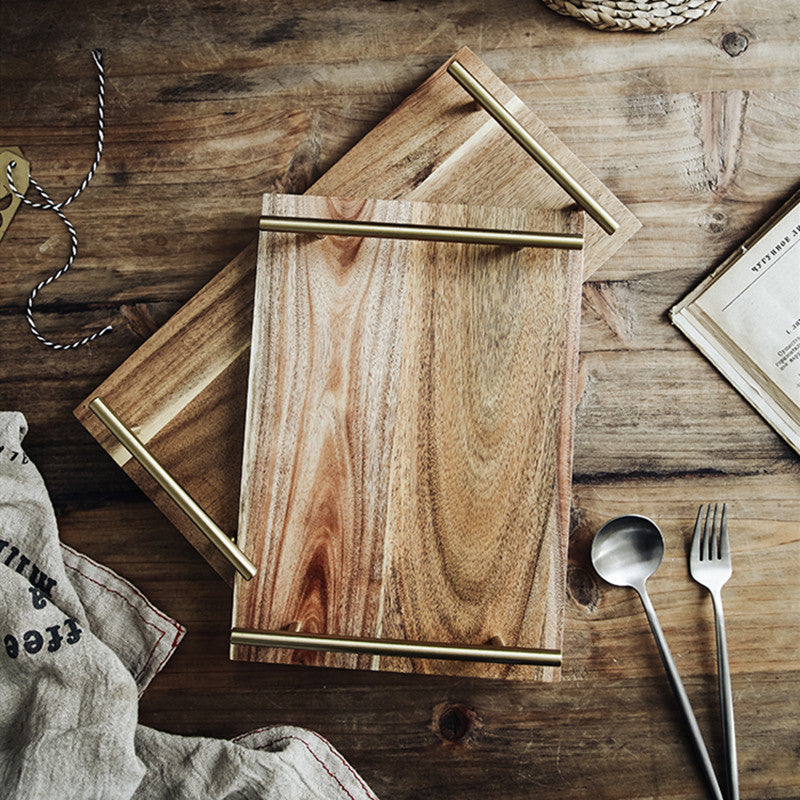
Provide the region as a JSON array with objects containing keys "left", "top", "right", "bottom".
[
  {"left": 573, "top": 347, "right": 797, "bottom": 477},
  {"left": 3, "top": 0, "right": 798, "bottom": 105},
  {"left": 4, "top": 89, "right": 797, "bottom": 306}
]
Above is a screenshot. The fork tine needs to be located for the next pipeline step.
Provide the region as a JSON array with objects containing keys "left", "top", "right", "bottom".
[
  {"left": 692, "top": 505, "right": 704, "bottom": 562},
  {"left": 702, "top": 506, "right": 708, "bottom": 560},
  {"left": 719, "top": 502, "right": 730, "bottom": 559},
  {"left": 711, "top": 503, "right": 720, "bottom": 560},
  {"left": 703, "top": 503, "right": 717, "bottom": 561}
]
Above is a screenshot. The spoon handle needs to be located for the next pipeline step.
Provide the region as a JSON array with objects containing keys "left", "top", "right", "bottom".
[{"left": 638, "top": 587, "right": 724, "bottom": 800}]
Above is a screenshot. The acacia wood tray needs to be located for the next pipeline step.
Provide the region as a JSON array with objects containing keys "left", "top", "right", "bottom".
[{"left": 231, "top": 193, "right": 582, "bottom": 679}]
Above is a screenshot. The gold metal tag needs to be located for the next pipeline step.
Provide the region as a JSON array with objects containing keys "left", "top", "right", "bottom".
[{"left": 0, "top": 147, "right": 30, "bottom": 242}]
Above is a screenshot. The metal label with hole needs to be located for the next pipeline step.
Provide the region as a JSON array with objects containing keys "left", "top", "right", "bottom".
[{"left": 0, "top": 147, "right": 30, "bottom": 242}]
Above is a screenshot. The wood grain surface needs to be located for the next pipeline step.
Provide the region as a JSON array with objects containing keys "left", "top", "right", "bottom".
[
  {"left": 233, "top": 194, "right": 581, "bottom": 678},
  {"left": 379, "top": 202, "right": 580, "bottom": 680},
  {"left": 237, "top": 195, "right": 419, "bottom": 671},
  {"left": 2, "top": 1, "right": 799, "bottom": 798}
]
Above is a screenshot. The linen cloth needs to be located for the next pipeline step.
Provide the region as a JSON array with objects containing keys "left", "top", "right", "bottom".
[{"left": 0, "top": 411, "right": 378, "bottom": 800}]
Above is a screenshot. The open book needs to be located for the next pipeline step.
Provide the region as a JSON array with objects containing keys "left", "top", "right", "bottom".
[{"left": 671, "top": 188, "right": 800, "bottom": 456}]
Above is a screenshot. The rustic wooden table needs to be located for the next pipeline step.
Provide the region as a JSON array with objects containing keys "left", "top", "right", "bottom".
[{"left": 2, "top": 2, "right": 798, "bottom": 798}]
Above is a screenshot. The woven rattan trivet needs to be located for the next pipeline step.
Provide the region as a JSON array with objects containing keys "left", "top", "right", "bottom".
[{"left": 539, "top": 0, "right": 728, "bottom": 31}]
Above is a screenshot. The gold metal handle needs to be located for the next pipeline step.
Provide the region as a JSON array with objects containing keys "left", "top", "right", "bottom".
[
  {"left": 89, "top": 397, "right": 257, "bottom": 581},
  {"left": 259, "top": 215, "right": 583, "bottom": 250},
  {"left": 446, "top": 60, "right": 619, "bottom": 236},
  {"left": 230, "top": 628, "right": 562, "bottom": 666}
]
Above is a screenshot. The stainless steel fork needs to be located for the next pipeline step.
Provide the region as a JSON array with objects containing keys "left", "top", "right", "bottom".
[{"left": 690, "top": 503, "right": 738, "bottom": 800}]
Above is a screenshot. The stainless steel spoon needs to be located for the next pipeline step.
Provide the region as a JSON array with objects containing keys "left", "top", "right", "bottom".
[{"left": 591, "top": 515, "right": 724, "bottom": 800}]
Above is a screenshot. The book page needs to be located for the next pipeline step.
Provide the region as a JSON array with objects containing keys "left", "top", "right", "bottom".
[{"left": 693, "top": 204, "right": 800, "bottom": 403}]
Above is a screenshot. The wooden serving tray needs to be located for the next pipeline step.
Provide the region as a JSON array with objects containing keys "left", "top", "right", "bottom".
[
  {"left": 74, "top": 48, "right": 639, "bottom": 677},
  {"left": 232, "top": 193, "right": 583, "bottom": 680}
]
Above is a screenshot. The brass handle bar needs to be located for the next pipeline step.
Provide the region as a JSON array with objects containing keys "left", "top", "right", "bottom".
[
  {"left": 259, "top": 215, "right": 583, "bottom": 250},
  {"left": 446, "top": 60, "right": 619, "bottom": 236},
  {"left": 230, "top": 628, "right": 562, "bottom": 667},
  {"left": 89, "top": 397, "right": 257, "bottom": 581}
]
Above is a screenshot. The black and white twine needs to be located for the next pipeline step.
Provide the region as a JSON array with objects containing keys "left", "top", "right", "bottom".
[{"left": 6, "top": 49, "right": 112, "bottom": 350}]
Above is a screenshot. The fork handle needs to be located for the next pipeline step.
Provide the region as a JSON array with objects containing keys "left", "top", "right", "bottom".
[
  {"left": 638, "top": 586, "right": 724, "bottom": 800},
  {"left": 712, "top": 590, "right": 739, "bottom": 800}
]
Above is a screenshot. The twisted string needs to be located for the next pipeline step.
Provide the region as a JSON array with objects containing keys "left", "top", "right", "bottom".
[{"left": 6, "top": 49, "right": 112, "bottom": 350}]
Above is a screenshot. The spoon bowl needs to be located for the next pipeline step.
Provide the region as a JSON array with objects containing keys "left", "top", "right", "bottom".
[{"left": 591, "top": 514, "right": 664, "bottom": 589}]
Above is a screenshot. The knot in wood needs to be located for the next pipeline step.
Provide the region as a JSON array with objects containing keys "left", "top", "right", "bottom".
[
  {"left": 567, "top": 564, "right": 600, "bottom": 611},
  {"left": 432, "top": 702, "right": 480, "bottom": 745},
  {"left": 721, "top": 31, "right": 748, "bottom": 57}
]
